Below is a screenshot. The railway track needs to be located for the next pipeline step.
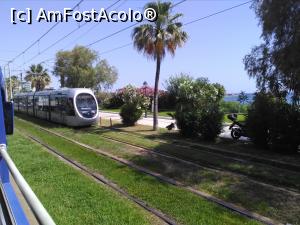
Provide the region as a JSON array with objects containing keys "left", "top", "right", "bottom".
[
  {"left": 16, "top": 120, "right": 286, "bottom": 225},
  {"left": 100, "top": 126, "right": 300, "bottom": 173},
  {"left": 19, "top": 132, "right": 178, "bottom": 225},
  {"left": 96, "top": 130, "right": 300, "bottom": 194},
  {"left": 22, "top": 115, "right": 299, "bottom": 195}
]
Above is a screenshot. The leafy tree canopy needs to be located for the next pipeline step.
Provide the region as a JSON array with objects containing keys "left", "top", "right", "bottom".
[
  {"left": 244, "top": 0, "right": 300, "bottom": 104},
  {"left": 53, "top": 46, "right": 118, "bottom": 90}
]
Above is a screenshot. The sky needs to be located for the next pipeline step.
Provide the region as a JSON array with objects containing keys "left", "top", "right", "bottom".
[{"left": 0, "top": 0, "right": 262, "bottom": 93}]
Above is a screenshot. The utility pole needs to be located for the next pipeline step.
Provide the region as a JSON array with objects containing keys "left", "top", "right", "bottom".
[
  {"left": 7, "top": 63, "right": 13, "bottom": 101},
  {"left": 20, "top": 72, "right": 23, "bottom": 91},
  {"left": 3, "top": 66, "right": 8, "bottom": 101}
]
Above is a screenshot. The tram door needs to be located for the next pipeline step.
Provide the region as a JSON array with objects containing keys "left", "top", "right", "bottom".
[
  {"left": 50, "top": 94, "right": 66, "bottom": 124},
  {"left": 60, "top": 96, "right": 67, "bottom": 124}
]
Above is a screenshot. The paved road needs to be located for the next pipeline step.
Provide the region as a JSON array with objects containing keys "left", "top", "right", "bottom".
[
  {"left": 100, "top": 111, "right": 175, "bottom": 129},
  {"left": 99, "top": 111, "right": 249, "bottom": 141}
]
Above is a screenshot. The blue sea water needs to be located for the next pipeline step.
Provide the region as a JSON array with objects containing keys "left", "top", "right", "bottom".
[
  {"left": 224, "top": 94, "right": 254, "bottom": 103},
  {"left": 224, "top": 93, "right": 293, "bottom": 103}
]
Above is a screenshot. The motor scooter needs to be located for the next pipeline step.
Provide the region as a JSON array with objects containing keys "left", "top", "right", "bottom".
[{"left": 227, "top": 114, "right": 248, "bottom": 140}]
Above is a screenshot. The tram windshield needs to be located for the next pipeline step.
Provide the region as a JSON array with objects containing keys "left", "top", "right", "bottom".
[{"left": 75, "top": 93, "right": 97, "bottom": 118}]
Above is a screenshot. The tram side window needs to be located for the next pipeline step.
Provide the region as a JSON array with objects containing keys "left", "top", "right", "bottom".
[
  {"left": 28, "top": 96, "right": 33, "bottom": 108},
  {"left": 65, "top": 97, "right": 75, "bottom": 116},
  {"left": 50, "top": 96, "right": 56, "bottom": 112},
  {"left": 50, "top": 96, "right": 73, "bottom": 115},
  {"left": 34, "top": 96, "right": 40, "bottom": 112},
  {"left": 50, "top": 96, "right": 64, "bottom": 113},
  {"left": 55, "top": 97, "right": 61, "bottom": 112},
  {"left": 42, "top": 96, "right": 49, "bottom": 111},
  {"left": 21, "top": 97, "right": 27, "bottom": 111}
]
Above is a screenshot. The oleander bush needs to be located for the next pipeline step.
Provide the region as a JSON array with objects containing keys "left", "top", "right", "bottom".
[
  {"left": 119, "top": 85, "right": 150, "bottom": 126},
  {"left": 120, "top": 103, "right": 143, "bottom": 126},
  {"left": 167, "top": 75, "right": 225, "bottom": 141}
]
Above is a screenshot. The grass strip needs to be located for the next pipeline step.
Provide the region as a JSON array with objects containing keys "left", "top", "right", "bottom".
[
  {"left": 99, "top": 117, "right": 300, "bottom": 166},
  {"left": 15, "top": 118, "right": 261, "bottom": 225},
  {"left": 15, "top": 116, "right": 300, "bottom": 224},
  {"left": 90, "top": 127, "right": 300, "bottom": 190},
  {"left": 46, "top": 124, "right": 300, "bottom": 225},
  {"left": 7, "top": 131, "right": 162, "bottom": 225},
  {"left": 55, "top": 128, "right": 300, "bottom": 225}
]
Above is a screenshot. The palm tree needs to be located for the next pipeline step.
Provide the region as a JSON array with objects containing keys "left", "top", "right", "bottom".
[
  {"left": 132, "top": 1, "right": 188, "bottom": 130},
  {"left": 25, "top": 64, "right": 51, "bottom": 91}
]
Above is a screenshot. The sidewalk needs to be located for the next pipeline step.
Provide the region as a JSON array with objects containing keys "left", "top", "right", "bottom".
[
  {"left": 99, "top": 111, "right": 249, "bottom": 141},
  {"left": 99, "top": 111, "right": 175, "bottom": 129}
]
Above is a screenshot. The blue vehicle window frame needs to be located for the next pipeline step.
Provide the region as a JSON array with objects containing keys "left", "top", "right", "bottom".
[{"left": 0, "top": 67, "right": 30, "bottom": 225}]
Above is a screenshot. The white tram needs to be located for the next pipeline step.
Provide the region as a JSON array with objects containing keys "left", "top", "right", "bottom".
[{"left": 14, "top": 88, "right": 99, "bottom": 126}]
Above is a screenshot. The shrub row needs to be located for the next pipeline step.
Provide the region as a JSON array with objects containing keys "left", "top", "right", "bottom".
[{"left": 246, "top": 92, "right": 300, "bottom": 153}]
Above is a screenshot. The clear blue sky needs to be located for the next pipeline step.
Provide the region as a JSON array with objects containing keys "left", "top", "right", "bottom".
[{"left": 0, "top": 0, "right": 262, "bottom": 93}]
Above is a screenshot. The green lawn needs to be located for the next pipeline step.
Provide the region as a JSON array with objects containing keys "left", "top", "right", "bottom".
[
  {"left": 14, "top": 115, "right": 300, "bottom": 225},
  {"left": 223, "top": 114, "right": 246, "bottom": 123},
  {"left": 101, "top": 108, "right": 246, "bottom": 122},
  {"left": 7, "top": 131, "right": 161, "bottom": 225},
  {"left": 101, "top": 108, "right": 174, "bottom": 118},
  {"left": 14, "top": 117, "right": 261, "bottom": 225},
  {"left": 93, "top": 126, "right": 300, "bottom": 190}
]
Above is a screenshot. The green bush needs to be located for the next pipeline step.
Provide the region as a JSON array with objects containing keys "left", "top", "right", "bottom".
[
  {"left": 269, "top": 101, "right": 300, "bottom": 153},
  {"left": 168, "top": 75, "right": 225, "bottom": 141},
  {"left": 120, "top": 103, "right": 143, "bottom": 126},
  {"left": 158, "top": 91, "right": 176, "bottom": 110},
  {"left": 105, "top": 92, "right": 124, "bottom": 109},
  {"left": 96, "top": 92, "right": 112, "bottom": 108},
  {"left": 246, "top": 93, "right": 274, "bottom": 147},
  {"left": 246, "top": 92, "right": 300, "bottom": 153},
  {"left": 119, "top": 85, "right": 150, "bottom": 126}
]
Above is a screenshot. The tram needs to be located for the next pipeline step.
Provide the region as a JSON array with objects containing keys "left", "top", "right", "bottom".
[{"left": 14, "top": 88, "right": 99, "bottom": 126}]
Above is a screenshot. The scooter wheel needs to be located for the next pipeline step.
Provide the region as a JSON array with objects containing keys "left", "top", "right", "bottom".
[{"left": 231, "top": 128, "right": 242, "bottom": 140}]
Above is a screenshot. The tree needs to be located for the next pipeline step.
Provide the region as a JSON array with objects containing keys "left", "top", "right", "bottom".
[
  {"left": 95, "top": 59, "right": 118, "bottom": 91},
  {"left": 54, "top": 46, "right": 97, "bottom": 88},
  {"left": 132, "top": 1, "right": 188, "bottom": 130},
  {"left": 25, "top": 64, "right": 51, "bottom": 91},
  {"left": 244, "top": 0, "right": 300, "bottom": 105},
  {"left": 5, "top": 75, "right": 20, "bottom": 99},
  {"left": 238, "top": 91, "right": 248, "bottom": 105},
  {"left": 53, "top": 46, "right": 118, "bottom": 90}
]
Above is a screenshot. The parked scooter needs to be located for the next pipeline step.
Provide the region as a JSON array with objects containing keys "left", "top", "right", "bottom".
[{"left": 227, "top": 114, "right": 248, "bottom": 140}]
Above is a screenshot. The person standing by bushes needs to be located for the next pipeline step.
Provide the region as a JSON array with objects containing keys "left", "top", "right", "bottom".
[
  {"left": 119, "top": 85, "right": 150, "bottom": 126},
  {"left": 167, "top": 75, "right": 225, "bottom": 141}
]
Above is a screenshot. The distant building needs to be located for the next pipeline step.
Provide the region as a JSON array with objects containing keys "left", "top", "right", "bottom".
[{"left": 21, "top": 82, "right": 32, "bottom": 92}]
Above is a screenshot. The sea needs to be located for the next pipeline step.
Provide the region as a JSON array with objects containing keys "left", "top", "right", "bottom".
[
  {"left": 224, "top": 93, "right": 254, "bottom": 103},
  {"left": 224, "top": 93, "right": 293, "bottom": 103}
]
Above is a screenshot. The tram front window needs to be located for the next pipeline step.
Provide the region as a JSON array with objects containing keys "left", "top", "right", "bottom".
[{"left": 75, "top": 93, "right": 97, "bottom": 118}]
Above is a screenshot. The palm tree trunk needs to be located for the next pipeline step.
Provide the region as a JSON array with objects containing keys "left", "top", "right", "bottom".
[{"left": 153, "top": 56, "right": 161, "bottom": 131}]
